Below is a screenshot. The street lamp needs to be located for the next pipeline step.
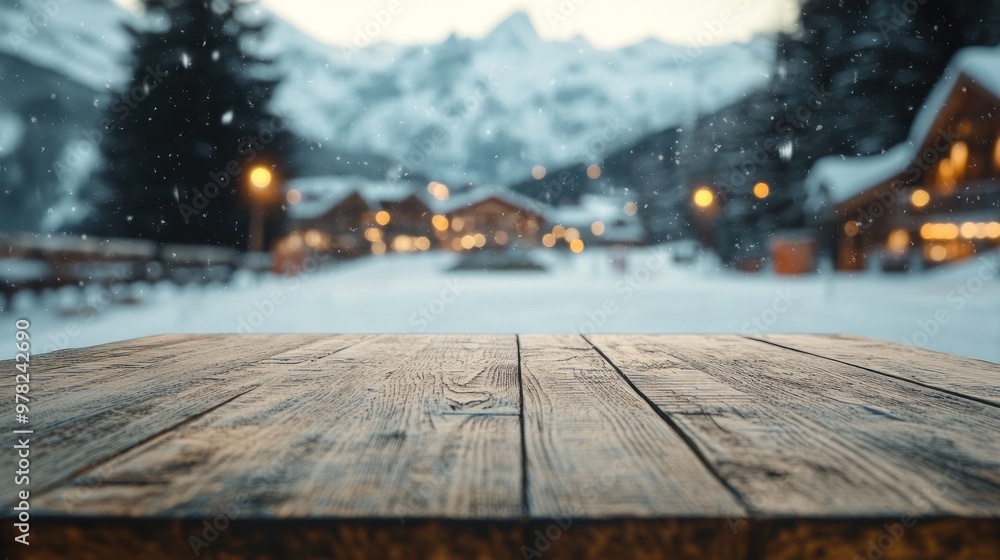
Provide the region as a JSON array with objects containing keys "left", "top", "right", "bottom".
[{"left": 248, "top": 166, "right": 273, "bottom": 253}]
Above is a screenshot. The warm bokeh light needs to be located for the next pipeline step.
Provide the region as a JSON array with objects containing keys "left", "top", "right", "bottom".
[
  {"left": 928, "top": 245, "right": 948, "bottom": 262},
  {"left": 364, "top": 227, "right": 383, "bottom": 242},
  {"left": 569, "top": 239, "right": 585, "bottom": 253},
  {"left": 286, "top": 189, "right": 302, "bottom": 205},
  {"left": 591, "top": 221, "right": 605, "bottom": 236},
  {"left": 532, "top": 165, "right": 546, "bottom": 180},
  {"left": 994, "top": 136, "right": 1000, "bottom": 171},
  {"left": 753, "top": 182, "right": 770, "bottom": 199},
  {"left": 371, "top": 241, "right": 386, "bottom": 255},
  {"left": 427, "top": 181, "right": 450, "bottom": 200},
  {"left": 910, "top": 189, "right": 930, "bottom": 208},
  {"left": 960, "top": 222, "right": 978, "bottom": 239},
  {"left": 451, "top": 238, "right": 464, "bottom": 251},
  {"left": 987, "top": 222, "right": 1000, "bottom": 239},
  {"left": 375, "top": 210, "right": 391, "bottom": 226},
  {"left": 693, "top": 188, "right": 714, "bottom": 208},
  {"left": 415, "top": 236, "right": 431, "bottom": 251},
  {"left": 494, "top": 231, "right": 509, "bottom": 245},
  {"left": 542, "top": 233, "right": 556, "bottom": 247},
  {"left": 552, "top": 225, "right": 566, "bottom": 238},
  {"left": 844, "top": 221, "right": 860, "bottom": 238},
  {"left": 451, "top": 216, "right": 465, "bottom": 232},
  {"left": 920, "top": 223, "right": 960, "bottom": 240},
  {"left": 565, "top": 227, "right": 580, "bottom": 242},
  {"left": 586, "top": 164, "right": 601, "bottom": 179},
  {"left": 623, "top": 201, "right": 638, "bottom": 216},
  {"left": 432, "top": 214, "right": 449, "bottom": 231},
  {"left": 392, "top": 235, "right": 414, "bottom": 252},
  {"left": 951, "top": 141, "right": 968, "bottom": 176},
  {"left": 249, "top": 166, "right": 273, "bottom": 189},
  {"left": 461, "top": 235, "right": 476, "bottom": 249},
  {"left": 887, "top": 229, "right": 910, "bottom": 253}
]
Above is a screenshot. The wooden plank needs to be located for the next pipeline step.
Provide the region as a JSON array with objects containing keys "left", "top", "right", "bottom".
[
  {"left": 753, "top": 334, "right": 1000, "bottom": 407},
  {"left": 518, "top": 334, "right": 746, "bottom": 559},
  {"left": 32, "top": 336, "right": 522, "bottom": 533},
  {"left": 0, "top": 334, "right": 364, "bottom": 503},
  {"left": 588, "top": 334, "right": 1000, "bottom": 521}
]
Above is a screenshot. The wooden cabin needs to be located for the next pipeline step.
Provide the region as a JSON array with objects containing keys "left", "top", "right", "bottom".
[
  {"left": 433, "top": 189, "right": 546, "bottom": 251},
  {"left": 806, "top": 46, "right": 1000, "bottom": 271}
]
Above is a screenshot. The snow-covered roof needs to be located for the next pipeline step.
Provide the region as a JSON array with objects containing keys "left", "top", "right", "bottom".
[
  {"left": 286, "top": 177, "right": 422, "bottom": 221},
  {"left": 550, "top": 195, "right": 645, "bottom": 243},
  {"left": 805, "top": 45, "right": 1000, "bottom": 212},
  {"left": 433, "top": 186, "right": 551, "bottom": 217}
]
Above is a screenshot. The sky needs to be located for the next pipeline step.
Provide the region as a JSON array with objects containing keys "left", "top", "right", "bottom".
[{"left": 115, "top": 0, "right": 800, "bottom": 50}]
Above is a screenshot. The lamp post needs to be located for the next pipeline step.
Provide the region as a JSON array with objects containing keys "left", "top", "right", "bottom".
[{"left": 248, "top": 166, "right": 273, "bottom": 254}]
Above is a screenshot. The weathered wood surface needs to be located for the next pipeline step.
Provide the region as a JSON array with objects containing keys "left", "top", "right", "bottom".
[
  {"left": 754, "top": 333, "right": 1000, "bottom": 407},
  {"left": 1, "top": 334, "right": 999, "bottom": 560}
]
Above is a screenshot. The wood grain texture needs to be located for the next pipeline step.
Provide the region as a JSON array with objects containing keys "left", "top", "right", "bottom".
[
  {"left": 753, "top": 333, "right": 1000, "bottom": 407},
  {"left": 32, "top": 335, "right": 523, "bottom": 522},
  {"left": 589, "top": 334, "right": 1000, "bottom": 519},
  {"left": 518, "top": 334, "right": 744, "bottom": 518},
  {"left": 0, "top": 334, "right": 361, "bottom": 503}
]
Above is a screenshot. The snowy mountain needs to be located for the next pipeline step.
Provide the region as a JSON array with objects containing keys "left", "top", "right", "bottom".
[
  {"left": 265, "top": 11, "right": 776, "bottom": 186},
  {"left": 0, "top": 2, "right": 775, "bottom": 231}
]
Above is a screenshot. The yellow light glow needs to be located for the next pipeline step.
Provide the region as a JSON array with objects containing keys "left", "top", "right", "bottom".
[
  {"left": 586, "top": 164, "right": 601, "bottom": 179},
  {"left": 371, "top": 241, "right": 386, "bottom": 255},
  {"left": 928, "top": 245, "right": 947, "bottom": 262},
  {"left": 887, "top": 229, "right": 910, "bottom": 253},
  {"left": 569, "top": 239, "right": 585, "bottom": 253},
  {"left": 542, "top": 233, "right": 556, "bottom": 248},
  {"left": 753, "top": 182, "right": 770, "bottom": 199},
  {"left": 693, "top": 188, "right": 714, "bottom": 208},
  {"left": 364, "top": 227, "right": 383, "bottom": 242},
  {"left": 986, "top": 222, "right": 1000, "bottom": 239},
  {"left": 951, "top": 141, "right": 968, "bottom": 176},
  {"left": 286, "top": 189, "right": 302, "bottom": 205},
  {"left": 432, "top": 214, "right": 449, "bottom": 231},
  {"left": 473, "top": 233, "right": 487, "bottom": 248},
  {"left": 938, "top": 158, "right": 956, "bottom": 189},
  {"left": 565, "top": 227, "right": 580, "bottom": 242},
  {"left": 960, "top": 222, "right": 978, "bottom": 239},
  {"left": 416, "top": 237, "right": 431, "bottom": 251},
  {"left": 910, "top": 189, "right": 930, "bottom": 208},
  {"left": 249, "top": 167, "right": 272, "bottom": 189},
  {"left": 623, "top": 202, "right": 638, "bottom": 216},
  {"left": 532, "top": 165, "right": 546, "bottom": 180},
  {"left": 552, "top": 225, "right": 566, "bottom": 238},
  {"left": 940, "top": 223, "right": 959, "bottom": 239},
  {"left": 994, "top": 137, "right": 1000, "bottom": 171},
  {"left": 920, "top": 224, "right": 934, "bottom": 240},
  {"left": 494, "top": 231, "right": 509, "bottom": 245},
  {"left": 392, "top": 236, "right": 414, "bottom": 252},
  {"left": 844, "top": 221, "right": 860, "bottom": 238},
  {"left": 976, "top": 223, "right": 989, "bottom": 239},
  {"left": 427, "top": 182, "right": 450, "bottom": 201},
  {"left": 375, "top": 210, "right": 391, "bottom": 226},
  {"left": 922, "top": 223, "right": 960, "bottom": 240},
  {"left": 461, "top": 235, "right": 475, "bottom": 250},
  {"left": 451, "top": 216, "right": 465, "bottom": 232},
  {"left": 591, "top": 221, "right": 605, "bottom": 236},
  {"left": 304, "top": 230, "right": 324, "bottom": 248}
]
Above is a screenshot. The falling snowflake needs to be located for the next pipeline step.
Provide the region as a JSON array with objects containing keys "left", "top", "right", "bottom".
[{"left": 221, "top": 110, "right": 234, "bottom": 125}]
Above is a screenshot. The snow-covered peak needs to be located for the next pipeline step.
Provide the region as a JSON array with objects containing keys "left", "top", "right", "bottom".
[{"left": 485, "top": 11, "right": 540, "bottom": 47}]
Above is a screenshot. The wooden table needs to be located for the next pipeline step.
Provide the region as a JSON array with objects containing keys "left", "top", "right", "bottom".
[{"left": 3, "top": 334, "right": 999, "bottom": 559}]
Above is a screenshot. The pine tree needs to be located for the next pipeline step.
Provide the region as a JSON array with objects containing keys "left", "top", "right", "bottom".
[{"left": 96, "top": 0, "right": 286, "bottom": 248}]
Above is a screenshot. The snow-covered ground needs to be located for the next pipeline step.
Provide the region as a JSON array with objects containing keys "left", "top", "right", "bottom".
[{"left": 6, "top": 245, "right": 1000, "bottom": 363}]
